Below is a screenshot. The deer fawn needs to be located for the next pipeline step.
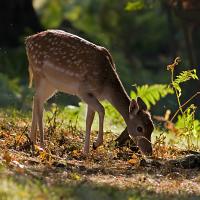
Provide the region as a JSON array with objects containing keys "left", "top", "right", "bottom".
[{"left": 25, "top": 30, "right": 154, "bottom": 155}]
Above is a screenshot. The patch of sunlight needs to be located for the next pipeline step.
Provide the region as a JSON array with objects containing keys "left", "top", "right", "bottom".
[{"left": 33, "top": 0, "right": 47, "bottom": 10}]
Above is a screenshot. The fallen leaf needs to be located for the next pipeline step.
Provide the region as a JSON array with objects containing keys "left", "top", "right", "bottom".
[
  {"left": 128, "top": 154, "right": 139, "bottom": 165},
  {"left": 12, "top": 160, "right": 25, "bottom": 169},
  {"left": 35, "top": 145, "right": 44, "bottom": 152},
  {"left": 3, "top": 150, "right": 12, "bottom": 164},
  {"left": 69, "top": 172, "right": 81, "bottom": 180}
]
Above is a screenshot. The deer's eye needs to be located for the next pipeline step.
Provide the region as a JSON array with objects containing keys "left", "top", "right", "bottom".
[{"left": 137, "top": 126, "right": 143, "bottom": 133}]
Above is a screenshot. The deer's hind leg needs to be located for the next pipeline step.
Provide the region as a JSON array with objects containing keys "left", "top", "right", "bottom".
[{"left": 30, "top": 77, "right": 56, "bottom": 147}]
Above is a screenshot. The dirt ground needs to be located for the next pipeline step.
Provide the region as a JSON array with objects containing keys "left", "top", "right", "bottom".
[{"left": 0, "top": 116, "right": 200, "bottom": 200}]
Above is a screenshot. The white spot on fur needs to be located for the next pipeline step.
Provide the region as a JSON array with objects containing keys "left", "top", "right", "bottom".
[
  {"left": 60, "top": 68, "right": 64, "bottom": 72},
  {"left": 44, "top": 54, "right": 49, "bottom": 59},
  {"left": 38, "top": 61, "right": 42, "bottom": 65},
  {"left": 71, "top": 56, "right": 76, "bottom": 60}
]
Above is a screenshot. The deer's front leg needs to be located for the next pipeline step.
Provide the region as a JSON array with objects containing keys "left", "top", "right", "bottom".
[
  {"left": 83, "top": 106, "right": 95, "bottom": 154},
  {"left": 93, "top": 104, "right": 105, "bottom": 149},
  {"left": 80, "top": 93, "right": 105, "bottom": 152}
]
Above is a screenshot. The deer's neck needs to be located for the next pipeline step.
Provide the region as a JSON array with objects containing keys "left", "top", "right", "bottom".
[{"left": 107, "top": 76, "right": 130, "bottom": 124}]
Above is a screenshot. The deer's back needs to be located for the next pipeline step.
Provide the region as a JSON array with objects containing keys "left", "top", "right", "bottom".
[{"left": 25, "top": 30, "right": 117, "bottom": 97}]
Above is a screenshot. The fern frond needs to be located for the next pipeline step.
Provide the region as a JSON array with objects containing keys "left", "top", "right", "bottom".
[
  {"left": 130, "top": 84, "right": 174, "bottom": 109},
  {"left": 172, "top": 69, "right": 198, "bottom": 97},
  {"left": 174, "top": 69, "right": 198, "bottom": 85}
]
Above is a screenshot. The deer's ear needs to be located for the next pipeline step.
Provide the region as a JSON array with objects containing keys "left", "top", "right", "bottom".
[
  {"left": 129, "top": 99, "right": 139, "bottom": 117},
  {"left": 137, "top": 97, "right": 147, "bottom": 111}
]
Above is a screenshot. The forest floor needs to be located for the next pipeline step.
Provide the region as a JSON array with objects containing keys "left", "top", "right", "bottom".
[{"left": 0, "top": 110, "right": 200, "bottom": 200}]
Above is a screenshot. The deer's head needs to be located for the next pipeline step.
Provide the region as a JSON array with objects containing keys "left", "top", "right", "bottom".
[{"left": 127, "top": 97, "right": 154, "bottom": 156}]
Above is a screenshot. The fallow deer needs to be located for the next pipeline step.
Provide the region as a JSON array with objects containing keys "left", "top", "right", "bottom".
[{"left": 25, "top": 30, "right": 154, "bottom": 155}]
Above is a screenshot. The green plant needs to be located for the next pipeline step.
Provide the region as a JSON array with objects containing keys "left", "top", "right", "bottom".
[
  {"left": 125, "top": 0, "right": 157, "bottom": 11},
  {"left": 167, "top": 57, "right": 200, "bottom": 149},
  {"left": 45, "top": 101, "right": 125, "bottom": 133},
  {"left": 175, "top": 105, "right": 200, "bottom": 148},
  {"left": 45, "top": 103, "right": 85, "bottom": 130},
  {"left": 0, "top": 73, "right": 21, "bottom": 107},
  {"left": 130, "top": 84, "right": 173, "bottom": 109},
  {"left": 125, "top": 0, "right": 145, "bottom": 11}
]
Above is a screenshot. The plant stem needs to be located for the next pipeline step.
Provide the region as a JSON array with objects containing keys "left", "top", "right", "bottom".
[
  {"left": 170, "top": 91, "right": 200, "bottom": 122},
  {"left": 171, "top": 68, "right": 184, "bottom": 115}
]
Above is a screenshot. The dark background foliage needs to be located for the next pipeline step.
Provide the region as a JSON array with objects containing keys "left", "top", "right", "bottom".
[{"left": 0, "top": 0, "right": 199, "bottom": 115}]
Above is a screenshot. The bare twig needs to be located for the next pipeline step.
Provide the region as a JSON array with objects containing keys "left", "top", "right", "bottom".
[
  {"left": 170, "top": 91, "right": 200, "bottom": 122},
  {"left": 24, "top": 133, "right": 35, "bottom": 155},
  {"left": 13, "top": 125, "right": 28, "bottom": 148}
]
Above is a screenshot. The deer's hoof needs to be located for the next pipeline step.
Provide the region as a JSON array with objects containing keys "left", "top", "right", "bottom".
[
  {"left": 92, "top": 143, "right": 97, "bottom": 150},
  {"left": 92, "top": 140, "right": 103, "bottom": 150}
]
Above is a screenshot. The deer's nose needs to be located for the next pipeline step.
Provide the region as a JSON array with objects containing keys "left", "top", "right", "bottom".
[{"left": 137, "top": 138, "right": 152, "bottom": 156}]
